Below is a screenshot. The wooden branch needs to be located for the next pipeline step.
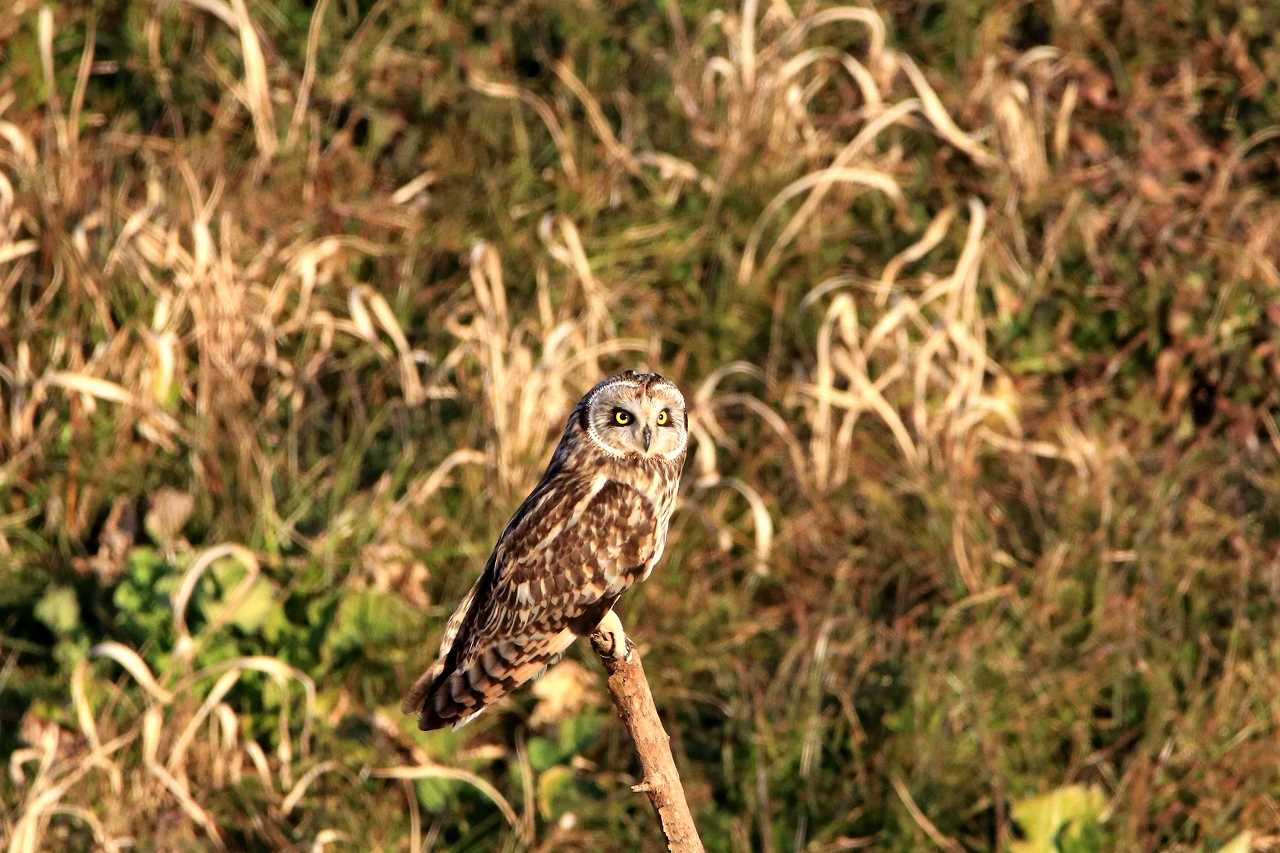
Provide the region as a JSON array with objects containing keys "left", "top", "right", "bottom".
[{"left": 589, "top": 610, "right": 704, "bottom": 853}]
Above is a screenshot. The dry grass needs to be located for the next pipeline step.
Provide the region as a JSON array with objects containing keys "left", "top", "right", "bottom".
[{"left": 2, "top": 0, "right": 1280, "bottom": 850}]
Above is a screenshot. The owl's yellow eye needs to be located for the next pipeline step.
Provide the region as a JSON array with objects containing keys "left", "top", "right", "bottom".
[
  {"left": 612, "top": 408, "right": 632, "bottom": 426},
  {"left": 656, "top": 409, "right": 670, "bottom": 426}
]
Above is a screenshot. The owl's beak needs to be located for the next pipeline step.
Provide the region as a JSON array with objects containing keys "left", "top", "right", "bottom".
[{"left": 642, "top": 425, "right": 652, "bottom": 452}]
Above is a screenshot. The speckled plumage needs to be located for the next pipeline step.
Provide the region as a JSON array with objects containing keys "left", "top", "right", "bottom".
[{"left": 403, "top": 371, "right": 687, "bottom": 730}]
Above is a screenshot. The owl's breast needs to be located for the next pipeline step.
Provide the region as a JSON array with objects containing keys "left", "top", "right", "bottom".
[
  {"left": 590, "top": 451, "right": 682, "bottom": 584},
  {"left": 638, "top": 477, "right": 680, "bottom": 583}
]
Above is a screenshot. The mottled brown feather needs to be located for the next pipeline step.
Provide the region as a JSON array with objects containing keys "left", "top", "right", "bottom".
[{"left": 403, "top": 372, "right": 685, "bottom": 730}]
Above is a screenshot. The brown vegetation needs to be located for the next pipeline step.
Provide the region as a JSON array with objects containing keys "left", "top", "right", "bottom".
[{"left": 1, "top": 0, "right": 1279, "bottom": 849}]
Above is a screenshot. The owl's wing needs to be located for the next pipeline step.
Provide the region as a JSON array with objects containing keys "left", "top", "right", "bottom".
[{"left": 403, "top": 474, "right": 657, "bottom": 730}]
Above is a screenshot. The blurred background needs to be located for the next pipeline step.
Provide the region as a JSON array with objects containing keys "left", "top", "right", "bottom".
[{"left": 2, "top": 0, "right": 1279, "bottom": 850}]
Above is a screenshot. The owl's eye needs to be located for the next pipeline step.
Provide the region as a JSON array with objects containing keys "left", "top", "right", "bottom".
[
  {"left": 656, "top": 409, "right": 670, "bottom": 426},
  {"left": 612, "top": 408, "right": 632, "bottom": 426}
]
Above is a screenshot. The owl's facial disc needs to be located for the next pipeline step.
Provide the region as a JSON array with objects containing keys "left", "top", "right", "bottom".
[{"left": 584, "top": 373, "right": 687, "bottom": 460}]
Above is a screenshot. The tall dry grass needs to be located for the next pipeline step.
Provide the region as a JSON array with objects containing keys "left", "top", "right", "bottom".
[{"left": 3, "top": 0, "right": 1280, "bottom": 850}]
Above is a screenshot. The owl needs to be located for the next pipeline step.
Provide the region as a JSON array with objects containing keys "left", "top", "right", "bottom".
[{"left": 403, "top": 370, "right": 689, "bottom": 730}]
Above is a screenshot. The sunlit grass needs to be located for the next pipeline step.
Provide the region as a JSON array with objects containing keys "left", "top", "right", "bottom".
[{"left": 2, "top": 0, "right": 1280, "bottom": 850}]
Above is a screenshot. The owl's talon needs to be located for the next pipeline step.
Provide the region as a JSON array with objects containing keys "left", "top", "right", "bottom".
[{"left": 592, "top": 610, "right": 629, "bottom": 661}]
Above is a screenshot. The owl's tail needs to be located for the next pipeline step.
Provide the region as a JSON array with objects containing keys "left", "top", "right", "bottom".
[
  {"left": 402, "top": 630, "right": 577, "bottom": 731},
  {"left": 401, "top": 661, "right": 453, "bottom": 730}
]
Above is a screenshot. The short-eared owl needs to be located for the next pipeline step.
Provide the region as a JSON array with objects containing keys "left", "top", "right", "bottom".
[{"left": 403, "top": 370, "right": 688, "bottom": 730}]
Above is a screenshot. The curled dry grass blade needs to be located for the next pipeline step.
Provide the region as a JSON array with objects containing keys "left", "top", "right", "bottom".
[{"left": 369, "top": 765, "right": 524, "bottom": 842}]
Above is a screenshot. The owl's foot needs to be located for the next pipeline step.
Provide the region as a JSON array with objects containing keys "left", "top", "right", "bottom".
[{"left": 590, "top": 610, "right": 633, "bottom": 662}]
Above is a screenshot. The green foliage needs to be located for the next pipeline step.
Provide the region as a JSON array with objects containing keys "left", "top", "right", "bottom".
[
  {"left": 34, "top": 586, "right": 78, "bottom": 636},
  {"left": 324, "top": 590, "right": 421, "bottom": 663},
  {"left": 1010, "top": 785, "right": 1110, "bottom": 853},
  {"left": 112, "top": 548, "right": 178, "bottom": 646},
  {"left": 535, "top": 765, "right": 578, "bottom": 819}
]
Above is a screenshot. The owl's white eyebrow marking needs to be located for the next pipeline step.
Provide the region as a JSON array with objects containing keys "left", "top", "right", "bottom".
[{"left": 588, "top": 380, "right": 642, "bottom": 403}]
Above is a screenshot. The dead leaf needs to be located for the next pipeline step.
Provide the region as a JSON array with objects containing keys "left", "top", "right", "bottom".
[
  {"left": 146, "top": 488, "right": 194, "bottom": 546},
  {"left": 530, "top": 661, "right": 598, "bottom": 728}
]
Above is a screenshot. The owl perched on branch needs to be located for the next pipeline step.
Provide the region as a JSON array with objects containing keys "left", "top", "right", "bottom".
[{"left": 403, "top": 370, "right": 688, "bottom": 731}]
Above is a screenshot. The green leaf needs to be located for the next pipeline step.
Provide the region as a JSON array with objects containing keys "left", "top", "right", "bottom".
[
  {"left": 113, "top": 550, "right": 179, "bottom": 643},
  {"left": 557, "top": 711, "right": 602, "bottom": 756},
  {"left": 113, "top": 581, "right": 143, "bottom": 613},
  {"left": 35, "top": 586, "right": 80, "bottom": 635},
  {"left": 527, "top": 736, "right": 560, "bottom": 772},
  {"left": 416, "top": 777, "right": 460, "bottom": 812},
  {"left": 54, "top": 637, "right": 89, "bottom": 670},
  {"left": 537, "top": 765, "right": 576, "bottom": 819},
  {"left": 201, "top": 557, "right": 281, "bottom": 636},
  {"left": 217, "top": 578, "right": 278, "bottom": 634},
  {"left": 324, "top": 590, "right": 419, "bottom": 659},
  {"left": 1010, "top": 784, "right": 1109, "bottom": 853},
  {"left": 126, "top": 546, "right": 165, "bottom": 584}
]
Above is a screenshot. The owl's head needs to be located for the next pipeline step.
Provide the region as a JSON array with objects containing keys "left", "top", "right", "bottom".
[{"left": 578, "top": 370, "right": 688, "bottom": 461}]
